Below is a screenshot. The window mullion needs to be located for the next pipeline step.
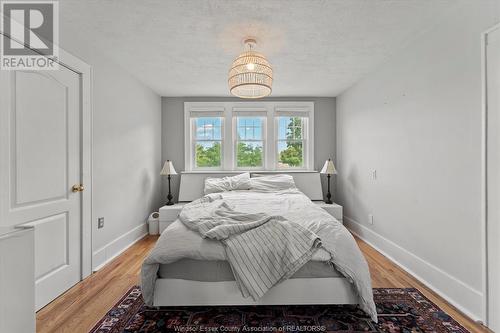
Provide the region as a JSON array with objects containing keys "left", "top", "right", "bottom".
[
  {"left": 267, "top": 108, "right": 275, "bottom": 170},
  {"left": 223, "top": 108, "right": 232, "bottom": 170}
]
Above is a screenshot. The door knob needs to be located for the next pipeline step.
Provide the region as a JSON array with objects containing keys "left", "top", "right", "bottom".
[{"left": 72, "top": 184, "right": 84, "bottom": 192}]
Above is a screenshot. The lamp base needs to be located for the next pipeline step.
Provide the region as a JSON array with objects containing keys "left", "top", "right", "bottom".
[
  {"left": 166, "top": 192, "right": 174, "bottom": 206},
  {"left": 325, "top": 174, "right": 333, "bottom": 204}
]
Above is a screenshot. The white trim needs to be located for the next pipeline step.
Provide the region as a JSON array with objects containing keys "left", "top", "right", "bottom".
[
  {"left": 57, "top": 49, "right": 94, "bottom": 279},
  {"left": 184, "top": 103, "right": 227, "bottom": 171},
  {"left": 482, "top": 22, "right": 500, "bottom": 328},
  {"left": 274, "top": 110, "right": 314, "bottom": 171},
  {"left": 481, "top": 25, "right": 489, "bottom": 327},
  {"left": 92, "top": 223, "right": 148, "bottom": 271},
  {"left": 181, "top": 170, "right": 320, "bottom": 174},
  {"left": 344, "top": 216, "right": 484, "bottom": 322},
  {"left": 266, "top": 106, "right": 275, "bottom": 170},
  {"left": 233, "top": 112, "right": 267, "bottom": 170},
  {"left": 184, "top": 101, "right": 315, "bottom": 171}
]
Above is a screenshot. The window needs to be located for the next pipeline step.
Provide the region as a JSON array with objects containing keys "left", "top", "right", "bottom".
[
  {"left": 185, "top": 102, "right": 314, "bottom": 171},
  {"left": 192, "top": 116, "right": 223, "bottom": 168},
  {"left": 235, "top": 116, "right": 265, "bottom": 168},
  {"left": 277, "top": 116, "right": 306, "bottom": 169}
]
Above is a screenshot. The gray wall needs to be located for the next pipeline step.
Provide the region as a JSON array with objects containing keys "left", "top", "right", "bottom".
[
  {"left": 161, "top": 97, "right": 336, "bottom": 203},
  {"left": 335, "top": 1, "right": 499, "bottom": 320},
  {"left": 60, "top": 29, "right": 162, "bottom": 269}
]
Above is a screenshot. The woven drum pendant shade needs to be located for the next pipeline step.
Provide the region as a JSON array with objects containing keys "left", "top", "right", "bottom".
[{"left": 228, "top": 39, "right": 273, "bottom": 99}]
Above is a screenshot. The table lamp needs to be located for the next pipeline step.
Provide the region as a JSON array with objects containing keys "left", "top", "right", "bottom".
[
  {"left": 160, "top": 160, "right": 177, "bottom": 205},
  {"left": 320, "top": 158, "right": 337, "bottom": 204}
]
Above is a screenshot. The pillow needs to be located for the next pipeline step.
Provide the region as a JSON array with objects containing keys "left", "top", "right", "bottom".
[
  {"left": 204, "top": 173, "right": 251, "bottom": 194},
  {"left": 249, "top": 174, "right": 297, "bottom": 192}
]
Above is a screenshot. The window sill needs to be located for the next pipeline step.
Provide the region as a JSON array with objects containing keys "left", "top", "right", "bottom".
[{"left": 181, "top": 170, "right": 318, "bottom": 174}]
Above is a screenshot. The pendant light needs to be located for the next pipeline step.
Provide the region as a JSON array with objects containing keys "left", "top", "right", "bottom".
[{"left": 228, "top": 38, "right": 273, "bottom": 99}]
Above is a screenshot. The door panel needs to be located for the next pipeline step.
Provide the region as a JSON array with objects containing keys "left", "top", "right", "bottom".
[
  {"left": 486, "top": 26, "right": 500, "bottom": 332},
  {"left": 0, "top": 66, "right": 82, "bottom": 311},
  {"left": 33, "top": 213, "right": 69, "bottom": 281},
  {"left": 13, "top": 71, "right": 68, "bottom": 206}
]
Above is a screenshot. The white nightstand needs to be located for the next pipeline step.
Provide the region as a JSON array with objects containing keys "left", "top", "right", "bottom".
[
  {"left": 159, "top": 203, "right": 188, "bottom": 233},
  {"left": 313, "top": 201, "right": 343, "bottom": 223}
]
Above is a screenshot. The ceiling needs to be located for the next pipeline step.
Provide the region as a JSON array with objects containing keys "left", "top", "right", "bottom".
[{"left": 59, "top": 0, "right": 460, "bottom": 97}]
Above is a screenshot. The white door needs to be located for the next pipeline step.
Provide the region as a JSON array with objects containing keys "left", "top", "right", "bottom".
[
  {"left": 0, "top": 66, "right": 82, "bottom": 310},
  {"left": 486, "top": 25, "right": 500, "bottom": 332}
]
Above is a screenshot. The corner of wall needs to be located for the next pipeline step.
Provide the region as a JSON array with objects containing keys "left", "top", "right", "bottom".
[
  {"left": 92, "top": 223, "right": 148, "bottom": 271},
  {"left": 344, "top": 216, "right": 483, "bottom": 321}
]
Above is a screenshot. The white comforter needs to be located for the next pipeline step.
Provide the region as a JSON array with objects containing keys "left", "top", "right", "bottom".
[
  {"left": 179, "top": 193, "right": 322, "bottom": 301},
  {"left": 141, "top": 190, "right": 378, "bottom": 322}
]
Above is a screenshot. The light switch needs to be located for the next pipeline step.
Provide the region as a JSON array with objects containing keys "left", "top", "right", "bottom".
[{"left": 98, "top": 217, "right": 104, "bottom": 229}]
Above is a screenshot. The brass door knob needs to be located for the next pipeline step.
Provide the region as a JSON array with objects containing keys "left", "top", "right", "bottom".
[{"left": 72, "top": 184, "right": 84, "bottom": 192}]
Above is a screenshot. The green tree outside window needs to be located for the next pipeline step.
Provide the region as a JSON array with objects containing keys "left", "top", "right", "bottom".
[
  {"left": 236, "top": 117, "right": 264, "bottom": 168},
  {"left": 193, "top": 116, "right": 304, "bottom": 169},
  {"left": 279, "top": 117, "right": 304, "bottom": 167},
  {"left": 196, "top": 142, "right": 221, "bottom": 167},
  {"left": 237, "top": 142, "right": 263, "bottom": 167}
]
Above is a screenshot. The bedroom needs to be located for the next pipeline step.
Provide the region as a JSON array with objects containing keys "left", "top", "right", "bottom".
[{"left": 0, "top": 0, "right": 499, "bottom": 332}]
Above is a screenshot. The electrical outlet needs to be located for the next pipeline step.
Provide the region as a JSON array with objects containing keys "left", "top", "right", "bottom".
[
  {"left": 98, "top": 217, "right": 104, "bottom": 229},
  {"left": 368, "top": 214, "right": 374, "bottom": 225}
]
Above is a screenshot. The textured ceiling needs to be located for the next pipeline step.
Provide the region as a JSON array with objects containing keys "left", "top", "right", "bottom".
[{"left": 59, "top": 0, "right": 460, "bottom": 97}]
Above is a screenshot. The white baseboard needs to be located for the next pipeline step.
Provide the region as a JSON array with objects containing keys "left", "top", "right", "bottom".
[
  {"left": 92, "top": 223, "right": 148, "bottom": 271},
  {"left": 344, "top": 216, "right": 484, "bottom": 322}
]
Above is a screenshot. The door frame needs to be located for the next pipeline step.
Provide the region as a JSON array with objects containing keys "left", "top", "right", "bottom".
[
  {"left": 58, "top": 48, "right": 93, "bottom": 279},
  {"left": 0, "top": 28, "right": 93, "bottom": 279},
  {"left": 481, "top": 22, "right": 500, "bottom": 328}
]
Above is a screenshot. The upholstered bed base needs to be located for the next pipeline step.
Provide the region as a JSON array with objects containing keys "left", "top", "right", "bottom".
[{"left": 152, "top": 277, "right": 358, "bottom": 307}]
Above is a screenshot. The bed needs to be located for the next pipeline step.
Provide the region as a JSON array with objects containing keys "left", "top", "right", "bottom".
[{"left": 141, "top": 173, "right": 377, "bottom": 322}]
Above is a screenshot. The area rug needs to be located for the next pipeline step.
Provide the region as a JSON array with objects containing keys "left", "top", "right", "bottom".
[{"left": 90, "top": 287, "right": 468, "bottom": 333}]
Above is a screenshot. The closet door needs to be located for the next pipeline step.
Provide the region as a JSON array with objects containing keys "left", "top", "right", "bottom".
[{"left": 0, "top": 66, "right": 83, "bottom": 310}]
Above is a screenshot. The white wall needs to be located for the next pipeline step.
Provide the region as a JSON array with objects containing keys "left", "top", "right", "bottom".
[
  {"left": 60, "top": 31, "right": 162, "bottom": 270},
  {"left": 336, "top": 1, "right": 499, "bottom": 321}
]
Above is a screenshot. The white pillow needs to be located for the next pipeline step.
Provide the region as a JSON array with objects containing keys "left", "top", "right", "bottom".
[
  {"left": 204, "top": 173, "right": 251, "bottom": 194},
  {"left": 249, "top": 174, "right": 297, "bottom": 192}
]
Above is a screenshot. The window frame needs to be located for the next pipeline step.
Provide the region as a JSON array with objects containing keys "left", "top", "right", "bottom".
[
  {"left": 233, "top": 112, "right": 267, "bottom": 170},
  {"left": 191, "top": 116, "right": 224, "bottom": 170},
  {"left": 275, "top": 115, "right": 309, "bottom": 170},
  {"left": 184, "top": 102, "right": 314, "bottom": 172}
]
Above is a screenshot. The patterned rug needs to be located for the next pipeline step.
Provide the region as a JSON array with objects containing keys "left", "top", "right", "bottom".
[{"left": 90, "top": 287, "right": 468, "bottom": 333}]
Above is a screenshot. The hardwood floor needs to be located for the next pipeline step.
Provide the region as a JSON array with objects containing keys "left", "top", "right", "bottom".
[
  {"left": 36, "top": 235, "right": 490, "bottom": 333},
  {"left": 36, "top": 236, "right": 157, "bottom": 333}
]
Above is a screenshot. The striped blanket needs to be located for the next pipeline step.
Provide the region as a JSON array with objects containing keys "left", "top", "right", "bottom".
[{"left": 178, "top": 194, "right": 321, "bottom": 300}]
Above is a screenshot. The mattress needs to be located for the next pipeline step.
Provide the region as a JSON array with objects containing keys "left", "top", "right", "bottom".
[{"left": 158, "top": 259, "right": 342, "bottom": 281}]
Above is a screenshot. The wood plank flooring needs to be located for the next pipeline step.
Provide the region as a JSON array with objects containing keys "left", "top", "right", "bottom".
[{"left": 36, "top": 235, "right": 490, "bottom": 333}]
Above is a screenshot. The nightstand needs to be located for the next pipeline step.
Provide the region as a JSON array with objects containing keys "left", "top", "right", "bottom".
[
  {"left": 313, "top": 201, "right": 343, "bottom": 223},
  {"left": 159, "top": 203, "right": 188, "bottom": 233}
]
